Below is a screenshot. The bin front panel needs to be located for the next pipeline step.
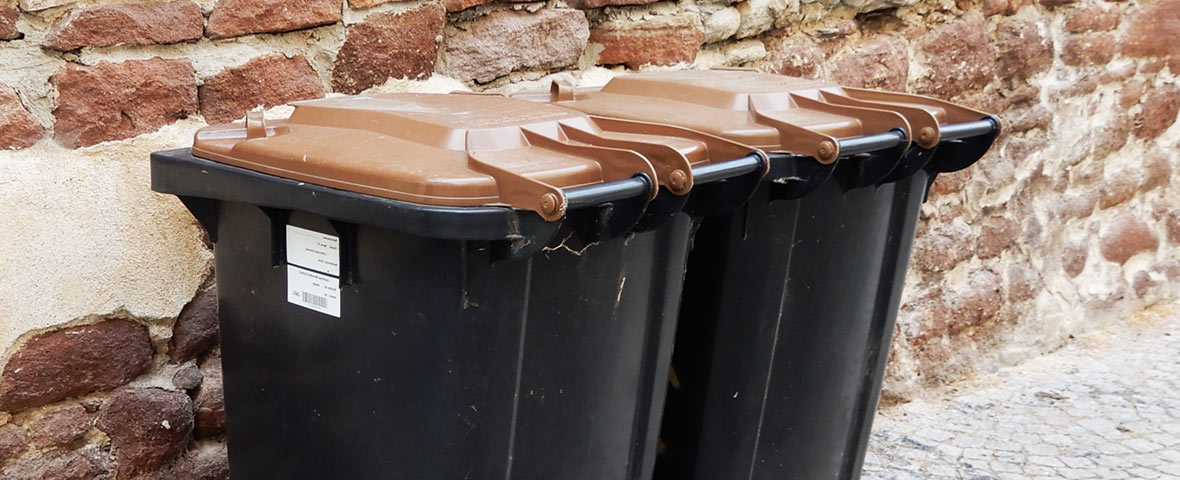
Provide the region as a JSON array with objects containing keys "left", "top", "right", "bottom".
[{"left": 212, "top": 200, "right": 690, "bottom": 479}]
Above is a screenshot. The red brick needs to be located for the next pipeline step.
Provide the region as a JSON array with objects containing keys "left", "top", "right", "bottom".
[
  {"left": 1133, "top": 83, "right": 1180, "bottom": 139},
  {"left": 200, "top": 55, "right": 323, "bottom": 124},
  {"left": 912, "top": 221, "right": 977, "bottom": 272},
  {"left": 1050, "top": 189, "right": 1099, "bottom": 219},
  {"left": 592, "top": 24, "right": 703, "bottom": 70},
  {"left": 1, "top": 6, "right": 20, "bottom": 40},
  {"left": 331, "top": 4, "right": 444, "bottom": 95},
  {"left": 1097, "top": 170, "right": 1138, "bottom": 210},
  {"left": 206, "top": 0, "right": 341, "bottom": 40},
  {"left": 445, "top": 9, "right": 588, "bottom": 83},
  {"left": 172, "top": 445, "right": 229, "bottom": 480},
  {"left": 171, "top": 364, "right": 204, "bottom": 390},
  {"left": 1000, "top": 104, "right": 1051, "bottom": 134},
  {"left": 1048, "top": 75, "right": 1099, "bottom": 101},
  {"left": 1142, "top": 147, "right": 1172, "bottom": 192},
  {"left": 27, "top": 404, "right": 92, "bottom": 449},
  {"left": 51, "top": 58, "right": 196, "bottom": 148},
  {"left": 765, "top": 33, "right": 824, "bottom": 78},
  {"left": 977, "top": 216, "right": 1020, "bottom": 259},
  {"left": 1119, "top": 78, "right": 1148, "bottom": 109},
  {"left": 1166, "top": 212, "right": 1180, "bottom": 245},
  {"left": 917, "top": 12, "right": 996, "bottom": 97},
  {"left": 1004, "top": 135, "right": 1046, "bottom": 164},
  {"left": 1100, "top": 62, "right": 1137, "bottom": 84},
  {"left": 1, "top": 445, "right": 111, "bottom": 480},
  {"left": 983, "top": 0, "right": 1008, "bottom": 16},
  {"left": 96, "top": 388, "right": 194, "bottom": 479},
  {"left": 348, "top": 0, "right": 396, "bottom": 8},
  {"left": 830, "top": 34, "right": 909, "bottom": 91},
  {"left": 567, "top": 0, "right": 658, "bottom": 8},
  {"left": 1099, "top": 214, "right": 1159, "bottom": 264},
  {"left": 167, "top": 285, "right": 221, "bottom": 362},
  {"left": 1131, "top": 270, "right": 1160, "bottom": 297},
  {"left": 1063, "top": 5, "right": 1120, "bottom": 33},
  {"left": 1062, "top": 33, "right": 1116, "bottom": 66},
  {"left": 994, "top": 18, "right": 1053, "bottom": 78},
  {"left": 0, "top": 84, "right": 41, "bottom": 150},
  {"left": 0, "top": 318, "right": 153, "bottom": 412},
  {"left": 193, "top": 356, "right": 225, "bottom": 439},
  {"left": 443, "top": 0, "right": 487, "bottom": 12},
  {"left": 1092, "top": 112, "right": 1131, "bottom": 158},
  {"left": 949, "top": 269, "right": 1004, "bottom": 332},
  {"left": 1120, "top": 0, "right": 1180, "bottom": 59},
  {"left": 929, "top": 168, "right": 971, "bottom": 196},
  {"left": 1062, "top": 240, "right": 1087, "bottom": 277},
  {"left": 42, "top": 1, "right": 203, "bottom": 51},
  {"left": 0, "top": 424, "right": 25, "bottom": 466}
]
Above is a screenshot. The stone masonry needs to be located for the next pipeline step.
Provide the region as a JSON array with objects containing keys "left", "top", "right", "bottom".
[{"left": 0, "top": 0, "right": 1177, "bottom": 476}]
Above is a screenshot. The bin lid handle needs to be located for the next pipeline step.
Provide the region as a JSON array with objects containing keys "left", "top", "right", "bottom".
[{"left": 464, "top": 134, "right": 569, "bottom": 222}]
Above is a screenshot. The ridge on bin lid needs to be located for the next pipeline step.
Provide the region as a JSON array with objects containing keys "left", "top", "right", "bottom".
[
  {"left": 191, "top": 93, "right": 753, "bottom": 222},
  {"left": 518, "top": 70, "right": 991, "bottom": 163}
]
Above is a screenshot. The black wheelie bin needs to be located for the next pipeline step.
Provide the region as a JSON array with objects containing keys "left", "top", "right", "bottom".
[
  {"left": 515, "top": 69, "right": 999, "bottom": 480},
  {"left": 150, "top": 93, "right": 766, "bottom": 480}
]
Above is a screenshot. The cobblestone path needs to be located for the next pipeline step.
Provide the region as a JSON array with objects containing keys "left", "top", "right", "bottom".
[{"left": 862, "top": 308, "right": 1180, "bottom": 479}]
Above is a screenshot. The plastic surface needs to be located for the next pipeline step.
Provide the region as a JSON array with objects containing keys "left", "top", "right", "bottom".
[
  {"left": 151, "top": 88, "right": 767, "bottom": 479},
  {"left": 191, "top": 93, "right": 755, "bottom": 221},
  {"left": 516, "top": 70, "right": 1000, "bottom": 480}
]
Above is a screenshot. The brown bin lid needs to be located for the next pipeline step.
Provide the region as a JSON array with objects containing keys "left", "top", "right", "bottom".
[
  {"left": 517, "top": 69, "right": 990, "bottom": 164},
  {"left": 191, "top": 93, "right": 755, "bottom": 221}
]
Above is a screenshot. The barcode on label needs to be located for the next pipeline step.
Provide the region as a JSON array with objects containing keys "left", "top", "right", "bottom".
[
  {"left": 302, "top": 292, "right": 328, "bottom": 308},
  {"left": 287, "top": 265, "right": 341, "bottom": 317}
]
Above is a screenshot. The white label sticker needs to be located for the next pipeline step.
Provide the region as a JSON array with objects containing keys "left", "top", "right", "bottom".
[
  {"left": 287, "top": 265, "right": 341, "bottom": 317},
  {"left": 286, "top": 225, "right": 340, "bottom": 276}
]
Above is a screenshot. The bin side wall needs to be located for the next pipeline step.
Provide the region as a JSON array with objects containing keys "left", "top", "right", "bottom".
[{"left": 1, "top": 0, "right": 1178, "bottom": 475}]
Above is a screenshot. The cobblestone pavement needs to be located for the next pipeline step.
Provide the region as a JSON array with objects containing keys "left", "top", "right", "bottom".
[{"left": 862, "top": 308, "right": 1180, "bottom": 479}]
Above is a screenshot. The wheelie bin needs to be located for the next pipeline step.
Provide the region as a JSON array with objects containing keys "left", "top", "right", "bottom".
[
  {"left": 515, "top": 69, "right": 1000, "bottom": 480},
  {"left": 150, "top": 93, "right": 766, "bottom": 479}
]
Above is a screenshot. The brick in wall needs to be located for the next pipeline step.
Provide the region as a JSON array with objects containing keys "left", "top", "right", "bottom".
[
  {"left": 1099, "top": 214, "right": 1159, "bottom": 265},
  {"left": 96, "top": 388, "right": 194, "bottom": 479},
  {"left": 444, "top": 9, "right": 589, "bottom": 84},
  {"left": 206, "top": 0, "right": 342, "bottom": 40},
  {"left": 1, "top": 7, "right": 20, "bottom": 40},
  {"left": 51, "top": 58, "right": 197, "bottom": 148},
  {"left": 0, "top": 318, "right": 153, "bottom": 412},
  {"left": 42, "top": 1, "right": 204, "bottom": 51},
  {"left": 591, "top": 22, "right": 704, "bottom": 70},
  {"left": 764, "top": 33, "right": 824, "bottom": 78},
  {"left": 916, "top": 12, "right": 996, "bottom": 97},
  {"left": 0, "top": 85, "right": 41, "bottom": 150},
  {"left": 200, "top": 55, "right": 325, "bottom": 124},
  {"left": 1120, "top": 0, "right": 1180, "bottom": 59},
  {"left": 1133, "top": 83, "right": 1180, "bottom": 139},
  {"left": 332, "top": 4, "right": 445, "bottom": 95},
  {"left": 829, "top": 34, "right": 909, "bottom": 90},
  {"left": 994, "top": 18, "right": 1053, "bottom": 79}
]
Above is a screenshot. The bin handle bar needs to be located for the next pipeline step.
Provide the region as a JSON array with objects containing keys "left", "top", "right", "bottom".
[
  {"left": 563, "top": 152, "right": 765, "bottom": 210},
  {"left": 836, "top": 129, "right": 907, "bottom": 157},
  {"left": 938, "top": 118, "right": 1000, "bottom": 142},
  {"left": 692, "top": 153, "right": 765, "bottom": 184},
  {"left": 565, "top": 174, "right": 653, "bottom": 210}
]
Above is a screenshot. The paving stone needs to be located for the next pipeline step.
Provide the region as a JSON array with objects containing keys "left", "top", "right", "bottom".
[{"left": 862, "top": 314, "right": 1180, "bottom": 480}]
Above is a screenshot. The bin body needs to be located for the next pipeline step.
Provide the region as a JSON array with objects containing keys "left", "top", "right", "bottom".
[
  {"left": 514, "top": 70, "right": 998, "bottom": 480},
  {"left": 657, "top": 170, "right": 928, "bottom": 480},
  {"left": 210, "top": 200, "right": 689, "bottom": 479}
]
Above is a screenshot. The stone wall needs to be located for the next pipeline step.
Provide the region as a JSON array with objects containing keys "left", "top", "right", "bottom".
[{"left": 0, "top": 0, "right": 1177, "bottom": 475}]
